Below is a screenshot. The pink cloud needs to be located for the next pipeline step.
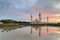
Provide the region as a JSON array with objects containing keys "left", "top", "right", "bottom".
[
  {"left": 41, "top": 12, "right": 55, "bottom": 18},
  {"left": 15, "top": 12, "right": 30, "bottom": 19},
  {"left": 32, "top": 8, "right": 56, "bottom": 18},
  {"left": 15, "top": 12, "right": 39, "bottom": 21},
  {"left": 15, "top": 11, "right": 56, "bottom": 21}
]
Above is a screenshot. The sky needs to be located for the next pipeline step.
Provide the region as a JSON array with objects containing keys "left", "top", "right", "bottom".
[{"left": 0, "top": 0, "right": 60, "bottom": 22}]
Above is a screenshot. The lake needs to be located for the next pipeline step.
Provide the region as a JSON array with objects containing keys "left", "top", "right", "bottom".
[{"left": 0, "top": 26, "right": 60, "bottom": 40}]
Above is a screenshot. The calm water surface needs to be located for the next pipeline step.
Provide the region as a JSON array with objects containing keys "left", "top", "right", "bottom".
[{"left": 0, "top": 26, "right": 60, "bottom": 40}]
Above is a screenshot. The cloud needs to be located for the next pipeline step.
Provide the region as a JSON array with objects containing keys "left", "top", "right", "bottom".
[
  {"left": 34, "top": 0, "right": 60, "bottom": 14},
  {"left": 54, "top": 3, "right": 60, "bottom": 9},
  {"left": 0, "top": 0, "right": 60, "bottom": 13},
  {"left": 0, "top": 0, "right": 60, "bottom": 21},
  {"left": 0, "top": 0, "right": 38, "bottom": 10}
]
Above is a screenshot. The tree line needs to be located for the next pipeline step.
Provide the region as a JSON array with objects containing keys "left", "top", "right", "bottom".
[{"left": 0, "top": 19, "right": 30, "bottom": 24}]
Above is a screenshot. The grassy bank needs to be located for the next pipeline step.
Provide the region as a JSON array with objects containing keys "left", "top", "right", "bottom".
[{"left": 0, "top": 23, "right": 20, "bottom": 27}]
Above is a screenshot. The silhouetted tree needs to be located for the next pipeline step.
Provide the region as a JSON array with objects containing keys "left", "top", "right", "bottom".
[{"left": 0, "top": 19, "right": 18, "bottom": 23}]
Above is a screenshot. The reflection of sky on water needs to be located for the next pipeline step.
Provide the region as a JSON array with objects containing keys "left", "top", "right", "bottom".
[{"left": 0, "top": 26, "right": 60, "bottom": 40}]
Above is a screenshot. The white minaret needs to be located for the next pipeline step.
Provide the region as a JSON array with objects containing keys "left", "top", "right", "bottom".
[
  {"left": 31, "top": 15, "right": 32, "bottom": 22},
  {"left": 39, "top": 12, "right": 41, "bottom": 23},
  {"left": 31, "top": 15, "right": 32, "bottom": 34},
  {"left": 47, "top": 16, "right": 48, "bottom": 23}
]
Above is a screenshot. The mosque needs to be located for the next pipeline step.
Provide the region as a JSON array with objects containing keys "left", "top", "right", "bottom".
[
  {"left": 31, "top": 12, "right": 49, "bottom": 24},
  {"left": 31, "top": 12, "right": 42, "bottom": 24}
]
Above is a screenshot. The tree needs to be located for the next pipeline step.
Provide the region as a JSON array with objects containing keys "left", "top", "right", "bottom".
[{"left": 0, "top": 19, "right": 18, "bottom": 23}]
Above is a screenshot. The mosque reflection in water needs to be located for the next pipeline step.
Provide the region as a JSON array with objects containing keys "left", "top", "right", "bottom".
[
  {"left": 0, "top": 26, "right": 42, "bottom": 36},
  {"left": 31, "top": 26, "right": 42, "bottom": 36},
  {"left": 0, "top": 26, "right": 60, "bottom": 37}
]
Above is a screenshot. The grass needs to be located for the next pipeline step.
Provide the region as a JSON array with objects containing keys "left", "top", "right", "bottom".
[{"left": 0, "top": 23, "right": 20, "bottom": 27}]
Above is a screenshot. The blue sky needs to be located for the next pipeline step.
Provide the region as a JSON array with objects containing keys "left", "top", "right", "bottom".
[{"left": 0, "top": 0, "right": 60, "bottom": 22}]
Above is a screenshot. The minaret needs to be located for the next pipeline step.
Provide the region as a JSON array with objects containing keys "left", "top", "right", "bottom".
[
  {"left": 31, "top": 27, "right": 32, "bottom": 34},
  {"left": 39, "top": 27, "right": 41, "bottom": 36},
  {"left": 39, "top": 12, "right": 41, "bottom": 23},
  {"left": 47, "top": 16, "right": 48, "bottom": 23},
  {"left": 47, "top": 16, "right": 49, "bottom": 32},
  {"left": 31, "top": 15, "right": 32, "bottom": 34},
  {"left": 31, "top": 15, "right": 32, "bottom": 22}
]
